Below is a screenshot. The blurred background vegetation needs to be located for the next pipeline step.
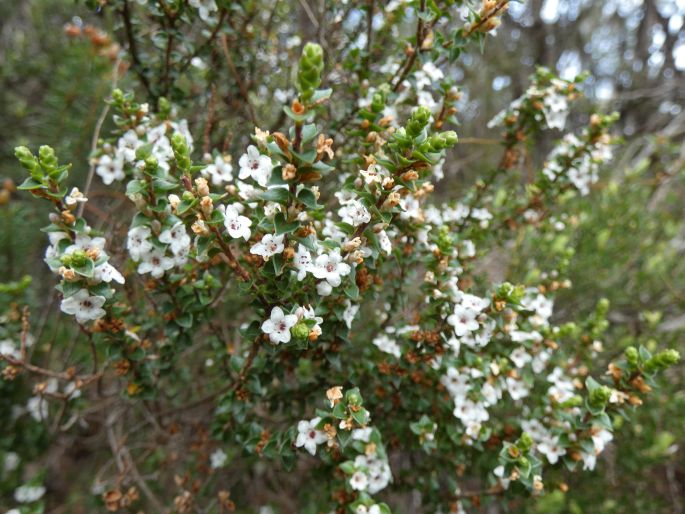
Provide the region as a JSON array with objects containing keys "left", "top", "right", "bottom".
[{"left": 1, "top": 0, "right": 684, "bottom": 512}]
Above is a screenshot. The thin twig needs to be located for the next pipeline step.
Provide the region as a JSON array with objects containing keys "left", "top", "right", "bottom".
[
  {"left": 219, "top": 34, "right": 258, "bottom": 126},
  {"left": 79, "top": 55, "right": 123, "bottom": 217}
]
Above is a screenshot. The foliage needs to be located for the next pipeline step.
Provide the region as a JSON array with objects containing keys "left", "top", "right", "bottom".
[{"left": 0, "top": 1, "right": 683, "bottom": 513}]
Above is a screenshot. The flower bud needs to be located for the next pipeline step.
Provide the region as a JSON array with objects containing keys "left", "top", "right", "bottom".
[
  {"left": 406, "top": 106, "right": 431, "bottom": 138},
  {"left": 291, "top": 322, "right": 310, "bottom": 341},
  {"left": 297, "top": 42, "right": 324, "bottom": 103},
  {"left": 171, "top": 133, "right": 191, "bottom": 171},
  {"left": 625, "top": 346, "right": 639, "bottom": 368},
  {"left": 14, "top": 146, "right": 42, "bottom": 178},
  {"left": 589, "top": 384, "right": 612, "bottom": 409}
]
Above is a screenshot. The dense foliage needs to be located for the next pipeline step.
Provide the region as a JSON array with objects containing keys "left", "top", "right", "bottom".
[{"left": 1, "top": 1, "right": 684, "bottom": 513}]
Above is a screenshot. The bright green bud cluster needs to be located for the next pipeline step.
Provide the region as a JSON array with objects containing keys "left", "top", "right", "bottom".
[
  {"left": 436, "top": 225, "right": 453, "bottom": 252},
  {"left": 406, "top": 106, "right": 431, "bottom": 138},
  {"left": 144, "top": 156, "right": 159, "bottom": 173},
  {"left": 557, "top": 322, "right": 578, "bottom": 338},
  {"left": 39, "top": 145, "right": 58, "bottom": 174},
  {"left": 158, "top": 96, "right": 172, "bottom": 120},
  {"left": 111, "top": 88, "right": 125, "bottom": 104},
  {"left": 345, "top": 388, "right": 362, "bottom": 407},
  {"left": 496, "top": 282, "right": 525, "bottom": 304},
  {"left": 15, "top": 146, "right": 41, "bottom": 178},
  {"left": 419, "top": 131, "right": 458, "bottom": 153},
  {"left": 518, "top": 432, "right": 533, "bottom": 452},
  {"left": 625, "top": 346, "right": 639, "bottom": 368},
  {"left": 561, "top": 395, "right": 583, "bottom": 408},
  {"left": 291, "top": 322, "right": 310, "bottom": 341},
  {"left": 297, "top": 42, "right": 324, "bottom": 102},
  {"left": 589, "top": 385, "right": 612, "bottom": 408},
  {"left": 61, "top": 249, "right": 90, "bottom": 268},
  {"left": 644, "top": 349, "right": 680, "bottom": 373},
  {"left": 371, "top": 91, "right": 386, "bottom": 113},
  {"left": 171, "top": 133, "right": 191, "bottom": 171},
  {"left": 596, "top": 298, "right": 610, "bottom": 317}
]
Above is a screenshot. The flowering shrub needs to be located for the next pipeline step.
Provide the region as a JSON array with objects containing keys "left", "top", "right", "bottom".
[{"left": 1, "top": 1, "right": 681, "bottom": 513}]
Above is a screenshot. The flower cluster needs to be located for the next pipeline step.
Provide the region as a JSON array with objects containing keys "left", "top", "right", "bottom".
[
  {"left": 15, "top": 146, "right": 124, "bottom": 324},
  {"left": 293, "top": 388, "right": 393, "bottom": 512}
]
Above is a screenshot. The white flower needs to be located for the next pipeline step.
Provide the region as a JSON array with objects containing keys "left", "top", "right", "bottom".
[
  {"left": 210, "top": 449, "right": 228, "bottom": 469},
  {"left": 312, "top": 249, "right": 351, "bottom": 287},
  {"left": 96, "top": 154, "right": 125, "bottom": 184},
  {"left": 14, "top": 484, "right": 46, "bottom": 503},
  {"left": 261, "top": 306, "right": 298, "bottom": 344},
  {"left": 349, "top": 471, "right": 368, "bottom": 491},
  {"left": 338, "top": 200, "right": 371, "bottom": 227},
  {"left": 295, "top": 417, "right": 327, "bottom": 455},
  {"left": 537, "top": 436, "right": 566, "bottom": 464},
  {"left": 159, "top": 222, "right": 191, "bottom": 256},
  {"left": 422, "top": 61, "right": 444, "bottom": 82},
  {"left": 317, "top": 281, "right": 333, "bottom": 296},
  {"left": 351, "top": 427, "right": 373, "bottom": 442},
  {"left": 64, "top": 187, "right": 88, "bottom": 207},
  {"left": 591, "top": 428, "right": 613, "bottom": 454},
  {"left": 137, "top": 249, "right": 175, "bottom": 278},
  {"left": 94, "top": 262, "right": 125, "bottom": 284},
  {"left": 293, "top": 244, "right": 314, "bottom": 280},
  {"left": 0, "top": 339, "right": 20, "bottom": 360},
  {"left": 582, "top": 451, "right": 597, "bottom": 470},
  {"left": 238, "top": 145, "right": 273, "bottom": 187},
  {"left": 441, "top": 367, "right": 470, "bottom": 397},
  {"left": 506, "top": 377, "right": 530, "bottom": 401},
  {"left": 189, "top": 0, "right": 218, "bottom": 22},
  {"left": 127, "top": 225, "right": 153, "bottom": 261},
  {"left": 4, "top": 452, "right": 20, "bottom": 472},
  {"left": 373, "top": 334, "right": 401, "bottom": 358},
  {"left": 343, "top": 301, "right": 359, "bottom": 329},
  {"left": 203, "top": 154, "right": 233, "bottom": 185},
  {"left": 446, "top": 305, "right": 479, "bottom": 337},
  {"left": 250, "top": 233, "right": 284, "bottom": 260},
  {"left": 223, "top": 205, "right": 252, "bottom": 240},
  {"left": 60, "top": 289, "right": 106, "bottom": 323},
  {"left": 378, "top": 229, "right": 392, "bottom": 255},
  {"left": 26, "top": 396, "right": 47, "bottom": 421},
  {"left": 116, "top": 130, "right": 141, "bottom": 162},
  {"left": 510, "top": 347, "right": 532, "bottom": 368}
]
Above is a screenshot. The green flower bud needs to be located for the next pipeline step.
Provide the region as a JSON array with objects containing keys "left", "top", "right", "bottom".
[
  {"left": 14, "top": 146, "right": 41, "bottom": 178},
  {"left": 158, "top": 96, "right": 172, "bottom": 119},
  {"left": 345, "top": 389, "right": 362, "bottom": 406},
  {"left": 62, "top": 249, "right": 89, "bottom": 268},
  {"left": 144, "top": 156, "right": 159, "bottom": 173},
  {"left": 171, "top": 133, "right": 191, "bottom": 171},
  {"left": 561, "top": 395, "right": 583, "bottom": 408},
  {"left": 645, "top": 349, "right": 681, "bottom": 373},
  {"left": 436, "top": 225, "right": 453, "bottom": 252},
  {"left": 297, "top": 42, "right": 324, "bottom": 102},
  {"left": 625, "top": 346, "right": 639, "bottom": 368},
  {"left": 291, "top": 322, "right": 310, "bottom": 340},
  {"left": 406, "top": 106, "right": 431, "bottom": 138},
  {"left": 518, "top": 432, "right": 533, "bottom": 452},
  {"left": 371, "top": 91, "right": 386, "bottom": 113},
  {"left": 596, "top": 298, "right": 610, "bottom": 317},
  {"left": 111, "top": 88, "right": 125, "bottom": 103},
  {"left": 182, "top": 190, "right": 195, "bottom": 202},
  {"left": 659, "top": 349, "right": 680, "bottom": 366},
  {"left": 589, "top": 385, "right": 612, "bottom": 409},
  {"left": 38, "top": 145, "right": 58, "bottom": 174}
]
